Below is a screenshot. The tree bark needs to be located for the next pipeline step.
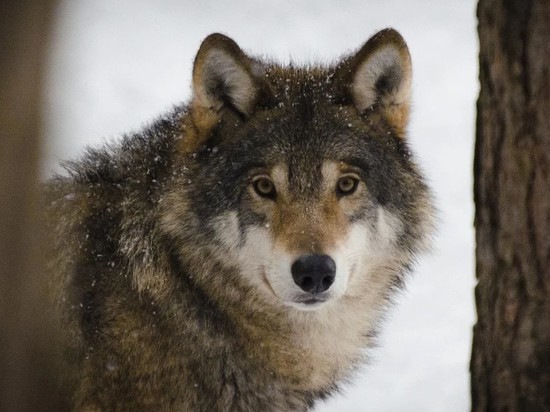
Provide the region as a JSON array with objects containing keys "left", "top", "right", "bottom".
[
  {"left": 0, "top": 1, "right": 67, "bottom": 411},
  {"left": 472, "top": 0, "right": 550, "bottom": 411}
]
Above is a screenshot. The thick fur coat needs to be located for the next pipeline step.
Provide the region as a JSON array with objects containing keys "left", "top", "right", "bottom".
[{"left": 46, "top": 29, "right": 434, "bottom": 411}]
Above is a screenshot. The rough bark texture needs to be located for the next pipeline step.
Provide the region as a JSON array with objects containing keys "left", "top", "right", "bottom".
[
  {"left": 472, "top": 0, "right": 550, "bottom": 411},
  {"left": 0, "top": 1, "right": 67, "bottom": 411}
]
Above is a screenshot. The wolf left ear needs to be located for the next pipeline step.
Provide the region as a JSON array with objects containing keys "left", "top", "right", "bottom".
[
  {"left": 186, "top": 33, "right": 270, "bottom": 152},
  {"left": 337, "top": 29, "right": 412, "bottom": 133},
  {"left": 192, "top": 33, "right": 260, "bottom": 116}
]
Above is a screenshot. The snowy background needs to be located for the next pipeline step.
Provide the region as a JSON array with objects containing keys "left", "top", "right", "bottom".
[{"left": 44, "top": 1, "right": 478, "bottom": 410}]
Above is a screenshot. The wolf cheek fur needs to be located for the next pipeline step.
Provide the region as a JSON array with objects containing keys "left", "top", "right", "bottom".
[{"left": 48, "top": 29, "right": 435, "bottom": 411}]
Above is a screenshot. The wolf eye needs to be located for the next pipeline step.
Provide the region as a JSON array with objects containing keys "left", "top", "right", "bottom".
[
  {"left": 337, "top": 176, "right": 359, "bottom": 196},
  {"left": 253, "top": 177, "right": 276, "bottom": 199}
]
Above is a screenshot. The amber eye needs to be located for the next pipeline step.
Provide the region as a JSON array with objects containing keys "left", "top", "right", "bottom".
[
  {"left": 337, "top": 176, "right": 359, "bottom": 196},
  {"left": 253, "top": 177, "right": 276, "bottom": 199}
]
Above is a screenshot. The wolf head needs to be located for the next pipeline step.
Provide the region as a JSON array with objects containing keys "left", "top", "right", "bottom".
[{"left": 162, "top": 30, "right": 433, "bottom": 313}]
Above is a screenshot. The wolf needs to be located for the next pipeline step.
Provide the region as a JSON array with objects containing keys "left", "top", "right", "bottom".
[{"left": 46, "top": 28, "right": 434, "bottom": 411}]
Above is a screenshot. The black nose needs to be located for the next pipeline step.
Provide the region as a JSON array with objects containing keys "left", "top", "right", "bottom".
[{"left": 291, "top": 254, "right": 336, "bottom": 294}]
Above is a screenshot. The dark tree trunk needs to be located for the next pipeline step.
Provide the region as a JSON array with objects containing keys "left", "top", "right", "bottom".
[
  {"left": 0, "top": 1, "right": 67, "bottom": 411},
  {"left": 472, "top": 0, "right": 550, "bottom": 411}
]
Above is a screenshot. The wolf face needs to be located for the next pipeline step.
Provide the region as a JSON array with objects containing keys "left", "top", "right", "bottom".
[
  {"left": 163, "top": 30, "right": 433, "bottom": 313},
  {"left": 202, "top": 131, "right": 410, "bottom": 313}
]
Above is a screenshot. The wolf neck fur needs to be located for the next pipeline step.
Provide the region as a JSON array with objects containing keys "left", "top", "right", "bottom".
[{"left": 163, "top": 242, "right": 375, "bottom": 393}]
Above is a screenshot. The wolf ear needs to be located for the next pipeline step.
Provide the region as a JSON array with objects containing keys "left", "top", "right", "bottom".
[
  {"left": 337, "top": 29, "right": 412, "bottom": 133},
  {"left": 185, "top": 33, "right": 270, "bottom": 152},
  {"left": 192, "top": 33, "right": 261, "bottom": 119}
]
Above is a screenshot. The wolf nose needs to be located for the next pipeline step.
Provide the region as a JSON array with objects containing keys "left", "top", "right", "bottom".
[{"left": 291, "top": 255, "right": 336, "bottom": 294}]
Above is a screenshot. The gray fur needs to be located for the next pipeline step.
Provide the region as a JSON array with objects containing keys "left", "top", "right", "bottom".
[{"left": 46, "top": 29, "right": 434, "bottom": 411}]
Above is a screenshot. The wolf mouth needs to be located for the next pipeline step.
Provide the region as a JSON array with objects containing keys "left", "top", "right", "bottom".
[
  {"left": 262, "top": 270, "right": 330, "bottom": 307},
  {"left": 299, "top": 298, "right": 327, "bottom": 305}
]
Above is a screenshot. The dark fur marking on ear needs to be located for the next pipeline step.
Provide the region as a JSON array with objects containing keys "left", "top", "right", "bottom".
[{"left": 374, "top": 65, "right": 402, "bottom": 97}]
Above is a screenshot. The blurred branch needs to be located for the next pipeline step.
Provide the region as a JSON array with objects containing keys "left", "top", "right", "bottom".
[{"left": 0, "top": 1, "right": 68, "bottom": 411}]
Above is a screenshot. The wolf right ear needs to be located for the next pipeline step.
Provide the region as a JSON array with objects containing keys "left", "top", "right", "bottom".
[
  {"left": 185, "top": 33, "right": 272, "bottom": 152},
  {"left": 336, "top": 29, "right": 412, "bottom": 134},
  {"left": 188, "top": 34, "right": 267, "bottom": 148}
]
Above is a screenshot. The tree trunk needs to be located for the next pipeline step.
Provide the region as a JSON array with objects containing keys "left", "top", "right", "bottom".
[
  {"left": 472, "top": 0, "right": 550, "bottom": 411},
  {"left": 0, "top": 1, "right": 67, "bottom": 411}
]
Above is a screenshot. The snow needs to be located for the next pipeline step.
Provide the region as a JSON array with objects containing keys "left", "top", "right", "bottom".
[{"left": 44, "top": 1, "right": 478, "bottom": 410}]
